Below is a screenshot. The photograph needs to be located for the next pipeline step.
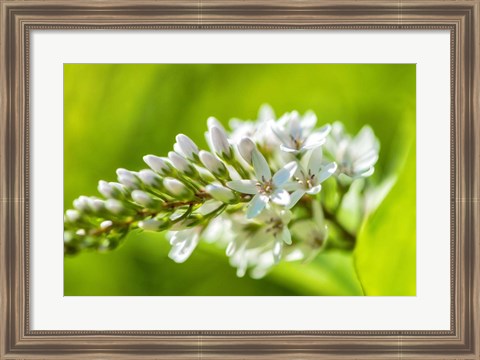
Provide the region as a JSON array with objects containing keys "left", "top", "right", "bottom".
[{"left": 63, "top": 63, "right": 416, "bottom": 296}]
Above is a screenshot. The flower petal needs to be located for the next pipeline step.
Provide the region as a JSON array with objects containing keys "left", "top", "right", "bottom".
[
  {"left": 279, "top": 144, "right": 300, "bottom": 153},
  {"left": 287, "top": 189, "right": 305, "bottom": 209},
  {"left": 271, "top": 189, "right": 290, "bottom": 206},
  {"left": 279, "top": 227, "right": 292, "bottom": 245},
  {"left": 252, "top": 149, "right": 271, "bottom": 180},
  {"left": 316, "top": 162, "right": 338, "bottom": 183},
  {"left": 306, "top": 184, "right": 322, "bottom": 195},
  {"left": 246, "top": 193, "right": 267, "bottom": 219},
  {"left": 300, "top": 110, "right": 317, "bottom": 132},
  {"left": 168, "top": 230, "right": 199, "bottom": 263},
  {"left": 272, "top": 161, "right": 298, "bottom": 187},
  {"left": 226, "top": 180, "right": 258, "bottom": 194},
  {"left": 273, "top": 239, "right": 282, "bottom": 263},
  {"left": 353, "top": 150, "right": 378, "bottom": 173}
]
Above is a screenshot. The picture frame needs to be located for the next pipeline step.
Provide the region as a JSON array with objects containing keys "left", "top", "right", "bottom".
[{"left": 1, "top": 0, "right": 478, "bottom": 358}]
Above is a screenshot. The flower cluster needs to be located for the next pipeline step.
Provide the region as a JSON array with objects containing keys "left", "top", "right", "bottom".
[{"left": 64, "top": 105, "right": 379, "bottom": 278}]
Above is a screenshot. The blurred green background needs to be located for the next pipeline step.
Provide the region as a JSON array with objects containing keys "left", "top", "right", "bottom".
[{"left": 64, "top": 64, "right": 416, "bottom": 296}]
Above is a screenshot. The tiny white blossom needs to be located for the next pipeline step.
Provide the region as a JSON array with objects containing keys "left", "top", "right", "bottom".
[
  {"left": 227, "top": 208, "right": 292, "bottom": 277},
  {"left": 227, "top": 149, "right": 297, "bottom": 219},
  {"left": 230, "top": 104, "right": 279, "bottom": 151},
  {"left": 287, "top": 148, "right": 337, "bottom": 208},
  {"left": 271, "top": 110, "right": 331, "bottom": 154},
  {"left": 326, "top": 122, "right": 379, "bottom": 179},
  {"left": 167, "top": 227, "right": 201, "bottom": 263}
]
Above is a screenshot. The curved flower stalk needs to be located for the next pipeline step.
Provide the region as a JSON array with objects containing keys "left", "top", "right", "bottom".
[{"left": 64, "top": 105, "right": 380, "bottom": 278}]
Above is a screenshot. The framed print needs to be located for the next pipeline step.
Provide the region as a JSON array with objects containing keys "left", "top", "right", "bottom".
[{"left": 1, "top": 0, "right": 479, "bottom": 359}]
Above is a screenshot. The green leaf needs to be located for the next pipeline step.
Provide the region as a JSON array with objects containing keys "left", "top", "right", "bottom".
[{"left": 354, "top": 140, "right": 416, "bottom": 296}]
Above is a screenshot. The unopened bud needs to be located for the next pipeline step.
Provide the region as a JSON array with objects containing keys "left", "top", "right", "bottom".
[
  {"left": 238, "top": 137, "right": 256, "bottom": 164},
  {"left": 163, "top": 178, "right": 193, "bottom": 198},
  {"left": 176, "top": 134, "right": 199, "bottom": 161},
  {"left": 199, "top": 150, "right": 228, "bottom": 177},
  {"left": 105, "top": 199, "right": 125, "bottom": 215},
  {"left": 205, "top": 184, "right": 237, "bottom": 204},
  {"left": 210, "top": 126, "right": 232, "bottom": 159},
  {"left": 143, "top": 155, "right": 173, "bottom": 176},
  {"left": 168, "top": 151, "right": 196, "bottom": 176},
  {"left": 138, "top": 169, "right": 162, "bottom": 187}
]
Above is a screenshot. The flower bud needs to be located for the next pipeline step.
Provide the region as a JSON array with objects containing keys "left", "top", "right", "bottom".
[
  {"left": 210, "top": 126, "right": 232, "bottom": 159},
  {"left": 65, "top": 209, "right": 81, "bottom": 223},
  {"left": 98, "top": 180, "right": 125, "bottom": 199},
  {"left": 199, "top": 150, "right": 228, "bottom": 177},
  {"left": 238, "top": 137, "right": 256, "bottom": 164},
  {"left": 143, "top": 155, "right": 174, "bottom": 176},
  {"left": 138, "top": 218, "right": 170, "bottom": 232},
  {"left": 105, "top": 199, "right": 125, "bottom": 215},
  {"left": 138, "top": 169, "right": 162, "bottom": 188},
  {"left": 168, "top": 151, "right": 196, "bottom": 177},
  {"left": 205, "top": 184, "right": 237, "bottom": 204},
  {"left": 176, "top": 134, "right": 199, "bottom": 161},
  {"left": 76, "top": 229, "right": 86, "bottom": 236},
  {"left": 163, "top": 178, "right": 193, "bottom": 198},
  {"left": 131, "top": 190, "right": 155, "bottom": 207},
  {"left": 100, "top": 220, "right": 113, "bottom": 229},
  {"left": 73, "top": 196, "right": 90, "bottom": 212},
  {"left": 116, "top": 168, "right": 140, "bottom": 189}
]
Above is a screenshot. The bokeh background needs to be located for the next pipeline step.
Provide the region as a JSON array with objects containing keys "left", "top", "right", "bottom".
[{"left": 64, "top": 64, "right": 416, "bottom": 296}]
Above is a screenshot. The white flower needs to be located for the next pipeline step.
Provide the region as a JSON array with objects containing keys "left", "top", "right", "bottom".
[
  {"left": 227, "top": 208, "right": 292, "bottom": 277},
  {"left": 229, "top": 104, "right": 278, "bottom": 150},
  {"left": 289, "top": 201, "right": 328, "bottom": 262},
  {"left": 227, "top": 149, "right": 297, "bottom": 219},
  {"left": 326, "top": 122, "right": 379, "bottom": 179},
  {"left": 287, "top": 148, "right": 337, "bottom": 208},
  {"left": 271, "top": 110, "right": 331, "bottom": 154},
  {"left": 167, "top": 227, "right": 201, "bottom": 263}
]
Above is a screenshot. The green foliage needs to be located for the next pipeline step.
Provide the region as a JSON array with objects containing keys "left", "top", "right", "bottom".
[
  {"left": 64, "top": 64, "right": 415, "bottom": 296},
  {"left": 355, "top": 134, "right": 416, "bottom": 296}
]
